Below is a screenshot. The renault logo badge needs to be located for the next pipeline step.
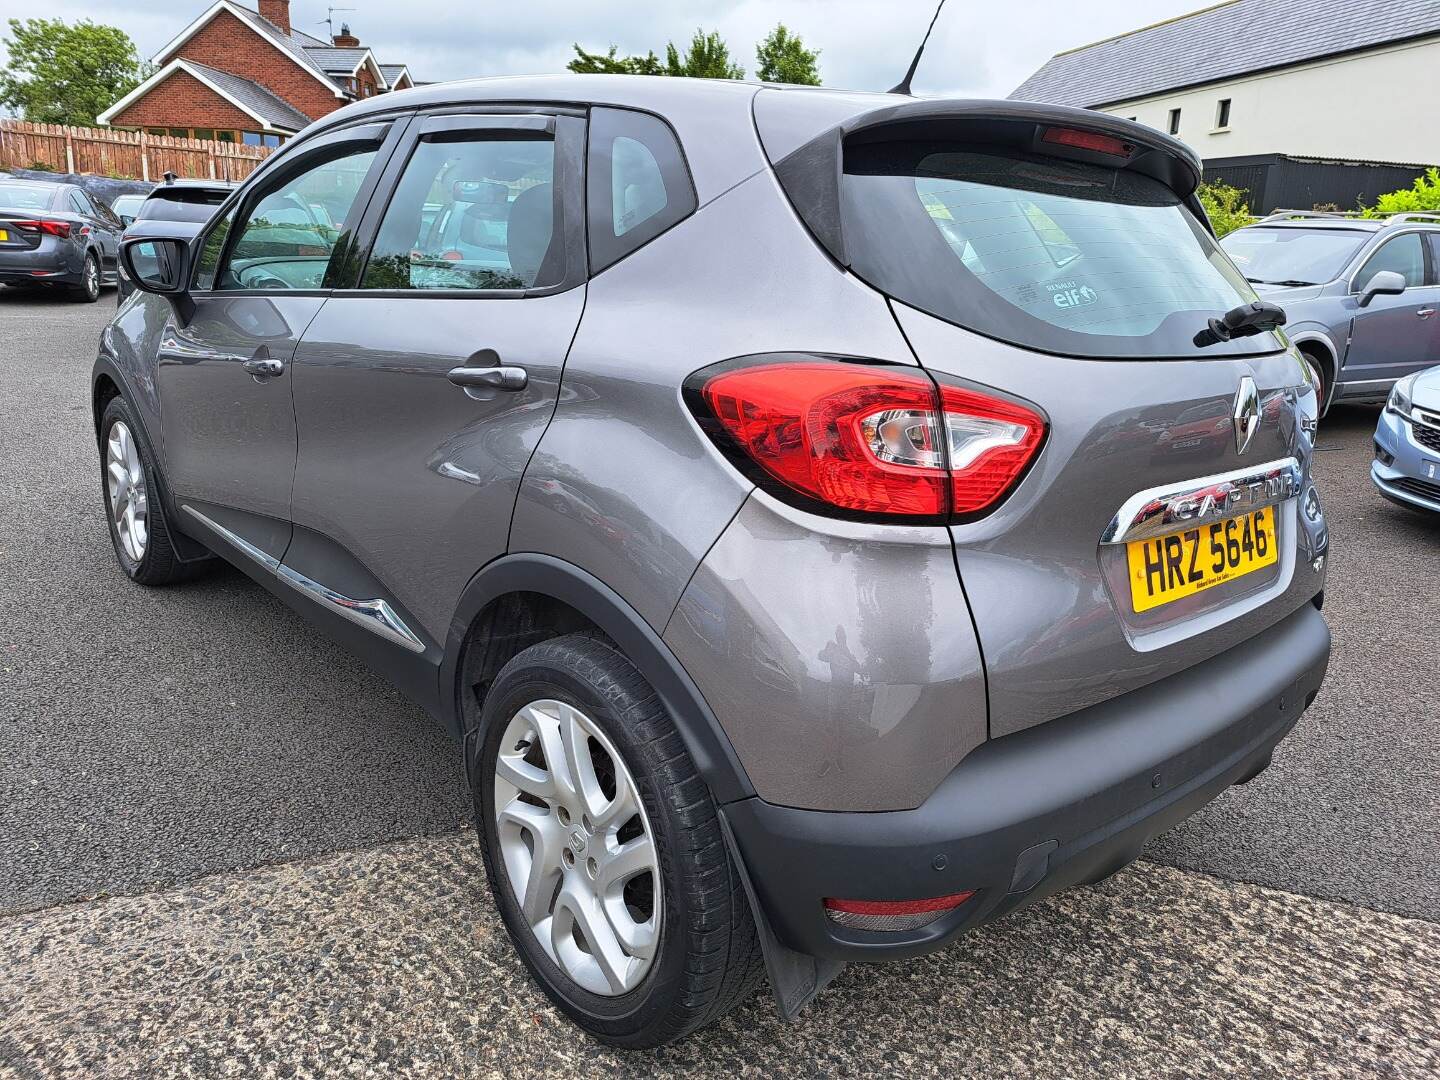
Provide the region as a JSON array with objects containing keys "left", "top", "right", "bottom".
[{"left": 1233, "top": 376, "right": 1259, "bottom": 454}]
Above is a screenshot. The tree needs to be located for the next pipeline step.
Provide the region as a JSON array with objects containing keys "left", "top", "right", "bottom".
[
  {"left": 0, "top": 18, "right": 146, "bottom": 126},
  {"left": 568, "top": 29, "right": 744, "bottom": 82},
  {"left": 664, "top": 29, "right": 744, "bottom": 79},
  {"left": 1364, "top": 167, "right": 1440, "bottom": 217},
  {"left": 567, "top": 44, "right": 663, "bottom": 77},
  {"left": 1197, "top": 180, "right": 1253, "bottom": 238},
  {"left": 755, "top": 24, "right": 821, "bottom": 85}
]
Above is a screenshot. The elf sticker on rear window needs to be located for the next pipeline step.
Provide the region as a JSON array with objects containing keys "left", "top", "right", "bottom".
[{"left": 1048, "top": 280, "right": 1098, "bottom": 309}]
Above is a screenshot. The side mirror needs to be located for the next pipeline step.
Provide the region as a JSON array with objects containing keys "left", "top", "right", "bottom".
[
  {"left": 119, "top": 236, "right": 190, "bottom": 295},
  {"left": 1358, "top": 269, "right": 1407, "bottom": 308}
]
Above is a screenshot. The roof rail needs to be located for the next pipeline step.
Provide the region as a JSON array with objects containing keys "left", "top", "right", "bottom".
[
  {"left": 1382, "top": 212, "right": 1440, "bottom": 224},
  {"left": 1259, "top": 209, "right": 1350, "bottom": 221}
]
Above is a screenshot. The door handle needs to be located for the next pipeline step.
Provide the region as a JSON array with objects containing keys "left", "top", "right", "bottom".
[
  {"left": 1417, "top": 309, "right": 1436, "bottom": 318},
  {"left": 447, "top": 364, "right": 528, "bottom": 393},
  {"left": 243, "top": 353, "right": 284, "bottom": 378}
]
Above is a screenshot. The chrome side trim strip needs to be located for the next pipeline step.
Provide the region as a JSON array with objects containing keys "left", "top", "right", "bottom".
[
  {"left": 273, "top": 563, "right": 426, "bottom": 653},
  {"left": 180, "top": 504, "right": 426, "bottom": 654},
  {"left": 181, "top": 505, "right": 281, "bottom": 571},
  {"left": 1102, "top": 456, "right": 1303, "bottom": 545}
]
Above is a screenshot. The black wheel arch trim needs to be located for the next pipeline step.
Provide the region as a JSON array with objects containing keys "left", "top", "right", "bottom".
[
  {"left": 91, "top": 356, "right": 212, "bottom": 564},
  {"left": 441, "top": 552, "right": 756, "bottom": 805}
]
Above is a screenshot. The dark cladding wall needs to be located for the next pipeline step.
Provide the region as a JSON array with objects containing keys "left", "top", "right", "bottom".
[{"left": 1205, "top": 154, "right": 1434, "bottom": 213}]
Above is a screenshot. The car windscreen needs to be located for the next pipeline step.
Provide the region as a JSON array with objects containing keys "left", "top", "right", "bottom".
[
  {"left": 1219, "top": 226, "right": 1368, "bottom": 286},
  {"left": 111, "top": 194, "right": 146, "bottom": 216},
  {"left": 840, "top": 143, "right": 1282, "bottom": 359},
  {"left": 0, "top": 183, "right": 56, "bottom": 210}
]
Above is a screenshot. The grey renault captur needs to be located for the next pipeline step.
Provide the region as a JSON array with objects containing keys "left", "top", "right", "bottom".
[{"left": 95, "top": 75, "right": 1331, "bottom": 1047}]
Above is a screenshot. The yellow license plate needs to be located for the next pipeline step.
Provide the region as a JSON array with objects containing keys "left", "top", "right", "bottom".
[
  {"left": 0, "top": 229, "right": 8, "bottom": 241},
  {"left": 1126, "top": 506, "right": 1277, "bottom": 613}
]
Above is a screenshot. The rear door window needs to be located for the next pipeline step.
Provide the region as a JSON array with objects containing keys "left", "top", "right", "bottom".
[
  {"left": 841, "top": 144, "right": 1281, "bottom": 359},
  {"left": 361, "top": 129, "right": 559, "bottom": 291}
]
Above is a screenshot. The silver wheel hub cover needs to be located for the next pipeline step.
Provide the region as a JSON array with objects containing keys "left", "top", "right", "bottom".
[
  {"left": 492, "top": 699, "right": 661, "bottom": 996},
  {"left": 106, "top": 420, "right": 148, "bottom": 563}
]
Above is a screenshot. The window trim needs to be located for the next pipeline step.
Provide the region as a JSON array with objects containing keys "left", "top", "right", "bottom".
[
  {"left": 1214, "top": 99, "right": 1231, "bottom": 131},
  {"left": 1167, "top": 108, "right": 1181, "bottom": 136},
  {"left": 189, "top": 118, "right": 405, "bottom": 297},
  {"left": 329, "top": 109, "right": 588, "bottom": 300},
  {"left": 1347, "top": 229, "right": 1434, "bottom": 294}
]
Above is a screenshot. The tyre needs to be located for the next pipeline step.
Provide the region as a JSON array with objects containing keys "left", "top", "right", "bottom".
[
  {"left": 1300, "top": 350, "right": 1329, "bottom": 418},
  {"left": 472, "top": 633, "right": 764, "bottom": 1047},
  {"left": 99, "top": 397, "right": 203, "bottom": 585},
  {"left": 71, "top": 252, "right": 100, "bottom": 303}
]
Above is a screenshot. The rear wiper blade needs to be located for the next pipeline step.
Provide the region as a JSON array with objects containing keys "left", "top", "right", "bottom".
[
  {"left": 1249, "top": 278, "right": 1318, "bottom": 287},
  {"left": 1193, "top": 300, "right": 1288, "bottom": 348}
]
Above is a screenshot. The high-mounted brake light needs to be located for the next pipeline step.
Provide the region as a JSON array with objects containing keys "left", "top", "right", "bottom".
[
  {"left": 1042, "top": 127, "right": 1134, "bottom": 158},
  {"left": 12, "top": 219, "right": 72, "bottom": 239},
  {"left": 824, "top": 891, "right": 976, "bottom": 931},
  {"left": 687, "top": 358, "right": 1045, "bottom": 522}
]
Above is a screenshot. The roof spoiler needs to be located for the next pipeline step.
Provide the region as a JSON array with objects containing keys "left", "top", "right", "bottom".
[{"left": 768, "top": 98, "right": 1209, "bottom": 266}]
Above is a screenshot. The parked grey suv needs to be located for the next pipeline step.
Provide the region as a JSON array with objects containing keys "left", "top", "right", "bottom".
[
  {"left": 96, "top": 76, "right": 1331, "bottom": 1047},
  {"left": 1221, "top": 211, "right": 1440, "bottom": 412}
]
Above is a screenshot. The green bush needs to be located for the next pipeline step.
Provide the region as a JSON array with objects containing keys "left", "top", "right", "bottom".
[
  {"left": 1364, "top": 167, "right": 1440, "bottom": 217},
  {"left": 1197, "top": 180, "right": 1253, "bottom": 237}
]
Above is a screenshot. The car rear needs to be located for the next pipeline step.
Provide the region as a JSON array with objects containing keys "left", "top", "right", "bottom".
[
  {"left": 116, "top": 181, "right": 233, "bottom": 301},
  {"left": 0, "top": 181, "right": 84, "bottom": 289},
  {"left": 660, "top": 94, "right": 1331, "bottom": 989}
]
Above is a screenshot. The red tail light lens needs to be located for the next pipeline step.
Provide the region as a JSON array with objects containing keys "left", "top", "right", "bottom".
[
  {"left": 13, "top": 219, "right": 73, "bottom": 239},
  {"left": 688, "top": 358, "right": 1045, "bottom": 522}
]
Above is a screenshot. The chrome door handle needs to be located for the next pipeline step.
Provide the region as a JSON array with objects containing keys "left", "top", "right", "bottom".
[
  {"left": 1417, "top": 309, "right": 1436, "bottom": 318},
  {"left": 447, "top": 365, "right": 528, "bottom": 393},
  {"left": 243, "top": 356, "right": 285, "bottom": 378}
]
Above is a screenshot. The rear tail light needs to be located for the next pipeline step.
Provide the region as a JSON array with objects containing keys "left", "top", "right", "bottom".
[
  {"left": 686, "top": 357, "right": 1045, "bottom": 522},
  {"left": 824, "top": 891, "right": 975, "bottom": 931},
  {"left": 12, "top": 219, "right": 73, "bottom": 239}
]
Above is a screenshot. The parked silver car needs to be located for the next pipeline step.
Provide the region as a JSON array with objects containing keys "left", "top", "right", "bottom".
[
  {"left": 1221, "top": 211, "right": 1440, "bottom": 413},
  {"left": 1373, "top": 364, "right": 1440, "bottom": 511},
  {"left": 96, "top": 77, "right": 1331, "bottom": 1046}
]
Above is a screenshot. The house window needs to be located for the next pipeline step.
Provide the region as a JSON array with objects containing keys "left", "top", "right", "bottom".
[
  {"left": 1215, "top": 99, "right": 1232, "bottom": 129},
  {"left": 1167, "top": 108, "right": 1181, "bottom": 135},
  {"left": 192, "top": 128, "right": 215, "bottom": 142},
  {"left": 217, "top": 131, "right": 237, "bottom": 144},
  {"left": 242, "top": 131, "right": 283, "bottom": 148}
]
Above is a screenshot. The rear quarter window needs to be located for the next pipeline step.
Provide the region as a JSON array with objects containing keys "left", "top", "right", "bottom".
[
  {"left": 586, "top": 108, "right": 696, "bottom": 273},
  {"left": 841, "top": 143, "right": 1281, "bottom": 359}
]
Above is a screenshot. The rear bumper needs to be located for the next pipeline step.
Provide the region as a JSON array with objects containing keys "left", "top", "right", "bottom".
[
  {"left": 0, "top": 242, "right": 82, "bottom": 284},
  {"left": 722, "top": 600, "right": 1330, "bottom": 962}
]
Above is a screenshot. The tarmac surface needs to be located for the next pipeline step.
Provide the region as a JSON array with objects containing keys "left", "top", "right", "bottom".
[{"left": 2, "top": 285, "right": 1437, "bottom": 1076}]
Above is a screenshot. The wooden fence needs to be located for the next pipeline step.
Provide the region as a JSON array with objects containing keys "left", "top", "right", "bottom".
[{"left": 0, "top": 119, "right": 275, "bottom": 183}]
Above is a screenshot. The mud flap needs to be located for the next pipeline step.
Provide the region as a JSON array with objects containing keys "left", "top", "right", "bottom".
[{"left": 717, "top": 810, "right": 845, "bottom": 1020}]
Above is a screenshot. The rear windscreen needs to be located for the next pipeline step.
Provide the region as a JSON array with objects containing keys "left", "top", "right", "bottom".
[
  {"left": 137, "top": 190, "right": 229, "bottom": 224},
  {"left": 841, "top": 143, "right": 1283, "bottom": 359}
]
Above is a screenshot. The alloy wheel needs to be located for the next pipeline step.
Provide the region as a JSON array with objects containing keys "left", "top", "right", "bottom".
[
  {"left": 492, "top": 698, "right": 661, "bottom": 996},
  {"left": 106, "top": 421, "right": 148, "bottom": 563},
  {"left": 84, "top": 256, "right": 99, "bottom": 300}
]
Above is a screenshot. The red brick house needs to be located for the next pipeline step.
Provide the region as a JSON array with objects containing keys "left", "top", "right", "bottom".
[{"left": 98, "top": 0, "right": 416, "bottom": 147}]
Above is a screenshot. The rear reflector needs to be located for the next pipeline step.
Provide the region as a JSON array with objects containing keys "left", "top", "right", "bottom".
[
  {"left": 1042, "top": 127, "right": 1135, "bottom": 158},
  {"left": 824, "top": 891, "right": 975, "bottom": 931},
  {"left": 687, "top": 358, "right": 1045, "bottom": 522}
]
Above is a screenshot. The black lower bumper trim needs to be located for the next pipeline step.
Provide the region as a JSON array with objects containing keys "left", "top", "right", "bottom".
[{"left": 722, "top": 601, "right": 1330, "bottom": 963}]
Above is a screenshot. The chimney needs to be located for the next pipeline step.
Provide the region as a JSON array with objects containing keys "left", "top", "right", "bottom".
[
  {"left": 258, "top": 0, "right": 291, "bottom": 34},
  {"left": 332, "top": 21, "right": 360, "bottom": 47}
]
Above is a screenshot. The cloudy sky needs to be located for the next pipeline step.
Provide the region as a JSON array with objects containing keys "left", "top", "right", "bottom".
[{"left": 0, "top": 0, "right": 1203, "bottom": 98}]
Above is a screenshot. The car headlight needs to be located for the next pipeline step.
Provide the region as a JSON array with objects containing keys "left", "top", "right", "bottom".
[{"left": 1388, "top": 373, "right": 1418, "bottom": 419}]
